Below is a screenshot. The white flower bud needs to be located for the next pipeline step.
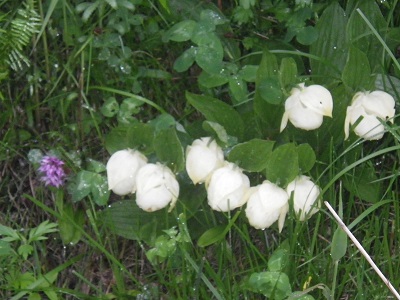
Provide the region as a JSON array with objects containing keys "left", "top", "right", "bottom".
[
  {"left": 135, "top": 163, "right": 179, "bottom": 212},
  {"left": 186, "top": 137, "right": 224, "bottom": 185},
  {"left": 286, "top": 175, "right": 320, "bottom": 221},
  {"left": 344, "top": 91, "right": 395, "bottom": 140},
  {"left": 107, "top": 149, "right": 147, "bottom": 196},
  {"left": 245, "top": 180, "right": 289, "bottom": 232},
  {"left": 206, "top": 162, "right": 250, "bottom": 212},
  {"left": 280, "top": 83, "right": 333, "bottom": 132}
]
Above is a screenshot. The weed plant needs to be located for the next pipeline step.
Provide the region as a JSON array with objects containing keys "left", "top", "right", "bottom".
[{"left": 1, "top": 0, "right": 400, "bottom": 299}]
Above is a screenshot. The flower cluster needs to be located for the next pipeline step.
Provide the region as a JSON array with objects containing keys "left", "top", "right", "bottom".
[
  {"left": 185, "top": 137, "right": 321, "bottom": 230},
  {"left": 106, "top": 149, "right": 179, "bottom": 212},
  {"left": 280, "top": 83, "right": 396, "bottom": 141},
  {"left": 38, "top": 155, "right": 66, "bottom": 188}
]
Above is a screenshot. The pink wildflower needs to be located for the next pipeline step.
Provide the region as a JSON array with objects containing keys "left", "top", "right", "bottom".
[{"left": 38, "top": 155, "right": 66, "bottom": 188}]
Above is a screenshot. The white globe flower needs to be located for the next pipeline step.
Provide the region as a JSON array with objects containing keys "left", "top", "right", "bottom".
[
  {"left": 206, "top": 162, "right": 250, "bottom": 212},
  {"left": 286, "top": 175, "right": 320, "bottom": 221},
  {"left": 280, "top": 83, "right": 333, "bottom": 132},
  {"left": 135, "top": 163, "right": 179, "bottom": 212},
  {"left": 245, "top": 180, "right": 289, "bottom": 232},
  {"left": 186, "top": 137, "right": 224, "bottom": 185},
  {"left": 106, "top": 149, "right": 148, "bottom": 196},
  {"left": 344, "top": 91, "right": 396, "bottom": 140}
]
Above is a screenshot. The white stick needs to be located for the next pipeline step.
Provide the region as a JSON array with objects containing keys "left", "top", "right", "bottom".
[{"left": 324, "top": 201, "right": 400, "bottom": 299}]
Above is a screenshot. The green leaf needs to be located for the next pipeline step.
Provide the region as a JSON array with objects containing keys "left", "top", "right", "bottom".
[
  {"left": 173, "top": 47, "right": 197, "bottom": 72},
  {"left": 238, "top": 65, "right": 258, "bottom": 82},
  {"left": 164, "top": 20, "right": 197, "bottom": 42},
  {"left": 117, "top": 97, "right": 144, "bottom": 124},
  {"left": 229, "top": 76, "right": 248, "bottom": 104},
  {"left": 197, "top": 225, "right": 227, "bottom": 247},
  {"left": 331, "top": 227, "right": 347, "bottom": 261},
  {"left": 297, "top": 143, "right": 316, "bottom": 173},
  {"left": 68, "top": 171, "right": 93, "bottom": 202},
  {"left": 0, "top": 224, "right": 22, "bottom": 242},
  {"left": 265, "top": 143, "right": 298, "bottom": 187},
  {"left": 228, "top": 139, "right": 275, "bottom": 172},
  {"left": 90, "top": 174, "right": 110, "bottom": 206},
  {"left": 28, "top": 220, "right": 58, "bottom": 242},
  {"left": 0, "top": 240, "right": 12, "bottom": 256},
  {"left": 248, "top": 271, "right": 292, "bottom": 299},
  {"left": 18, "top": 244, "right": 33, "bottom": 260},
  {"left": 296, "top": 26, "right": 318, "bottom": 45},
  {"left": 342, "top": 46, "right": 372, "bottom": 90},
  {"left": 153, "top": 127, "right": 185, "bottom": 172},
  {"left": 202, "top": 121, "right": 233, "bottom": 146},
  {"left": 86, "top": 158, "right": 106, "bottom": 173},
  {"left": 101, "top": 97, "right": 119, "bottom": 117},
  {"left": 309, "top": 2, "right": 348, "bottom": 84},
  {"left": 200, "top": 9, "right": 227, "bottom": 25},
  {"left": 279, "top": 57, "right": 298, "bottom": 91},
  {"left": 105, "top": 123, "right": 154, "bottom": 155},
  {"left": 58, "top": 203, "right": 84, "bottom": 245},
  {"left": 195, "top": 35, "right": 224, "bottom": 74},
  {"left": 268, "top": 249, "right": 289, "bottom": 272},
  {"left": 186, "top": 92, "right": 244, "bottom": 140},
  {"left": 198, "top": 71, "right": 229, "bottom": 88}
]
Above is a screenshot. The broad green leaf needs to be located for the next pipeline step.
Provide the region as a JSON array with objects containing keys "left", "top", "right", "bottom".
[
  {"left": 279, "top": 57, "right": 298, "bottom": 90},
  {"left": 265, "top": 143, "right": 298, "bottom": 187},
  {"left": 331, "top": 227, "right": 347, "bottom": 261},
  {"left": 86, "top": 158, "right": 106, "bottom": 173},
  {"left": 238, "top": 65, "right": 258, "bottom": 82},
  {"left": 197, "top": 225, "right": 226, "bottom": 247},
  {"left": 309, "top": 2, "right": 348, "bottom": 84},
  {"left": 198, "top": 71, "right": 229, "bottom": 88},
  {"left": 195, "top": 35, "right": 224, "bottom": 74},
  {"left": 342, "top": 46, "right": 372, "bottom": 90},
  {"left": 149, "top": 113, "right": 176, "bottom": 132},
  {"left": 186, "top": 92, "right": 244, "bottom": 140},
  {"left": 68, "top": 171, "right": 92, "bottom": 202},
  {"left": 202, "top": 121, "right": 234, "bottom": 146},
  {"left": 153, "top": 127, "right": 185, "bottom": 172},
  {"left": 268, "top": 249, "right": 289, "bottom": 272},
  {"left": 0, "top": 240, "right": 12, "bottom": 256},
  {"left": 200, "top": 9, "right": 227, "bottom": 25},
  {"left": 227, "top": 139, "right": 275, "bottom": 172},
  {"left": 296, "top": 26, "right": 318, "bottom": 45},
  {"left": 343, "top": 164, "right": 381, "bottom": 203},
  {"left": 90, "top": 174, "right": 110, "bottom": 206},
  {"left": 254, "top": 51, "right": 284, "bottom": 135},
  {"left": 248, "top": 271, "right": 292, "bottom": 299},
  {"left": 58, "top": 203, "right": 84, "bottom": 245},
  {"left": 164, "top": 20, "right": 197, "bottom": 42},
  {"left": 105, "top": 123, "right": 154, "bottom": 155},
  {"left": 117, "top": 98, "right": 144, "bottom": 124},
  {"left": 346, "top": 0, "right": 387, "bottom": 70},
  {"left": 297, "top": 143, "right": 316, "bottom": 173},
  {"left": 101, "top": 97, "right": 119, "bottom": 117},
  {"left": 229, "top": 76, "right": 248, "bottom": 104},
  {"left": 173, "top": 47, "right": 197, "bottom": 72}
]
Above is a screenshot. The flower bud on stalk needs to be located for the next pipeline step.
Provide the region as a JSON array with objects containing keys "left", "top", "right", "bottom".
[
  {"left": 206, "top": 162, "right": 250, "bottom": 212},
  {"left": 106, "top": 149, "right": 147, "bottom": 196},
  {"left": 135, "top": 163, "right": 179, "bottom": 212},
  {"left": 344, "top": 90, "right": 395, "bottom": 140},
  {"left": 186, "top": 137, "right": 224, "bottom": 185},
  {"left": 280, "top": 83, "right": 333, "bottom": 132}
]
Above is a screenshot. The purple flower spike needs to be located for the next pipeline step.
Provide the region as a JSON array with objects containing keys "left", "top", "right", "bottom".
[{"left": 38, "top": 155, "right": 66, "bottom": 188}]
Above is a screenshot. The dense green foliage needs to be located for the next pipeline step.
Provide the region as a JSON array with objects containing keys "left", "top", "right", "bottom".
[{"left": 1, "top": 0, "right": 400, "bottom": 299}]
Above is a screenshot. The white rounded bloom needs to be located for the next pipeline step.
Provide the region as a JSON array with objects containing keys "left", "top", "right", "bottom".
[
  {"left": 344, "top": 91, "right": 395, "bottom": 140},
  {"left": 245, "top": 180, "right": 289, "bottom": 231},
  {"left": 135, "top": 163, "right": 179, "bottom": 212},
  {"left": 286, "top": 175, "right": 320, "bottom": 221},
  {"left": 280, "top": 83, "right": 333, "bottom": 132},
  {"left": 107, "top": 149, "right": 148, "bottom": 196},
  {"left": 206, "top": 162, "right": 250, "bottom": 212},
  {"left": 186, "top": 137, "right": 224, "bottom": 185}
]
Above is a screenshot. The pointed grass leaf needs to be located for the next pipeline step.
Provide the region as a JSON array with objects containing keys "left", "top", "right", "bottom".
[
  {"left": 265, "top": 143, "right": 298, "bottom": 187},
  {"left": 197, "top": 225, "right": 226, "bottom": 247},
  {"left": 227, "top": 139, "right": 275, "bottom": 172},
  {"left": 297, "top": 143, "right": 316, "bottom": 173},
  {"left": 331, "top": 227, "right": 347, "bottom": 261},
  {"left": 309, "top": 2, "right": 347, "bottom": 84},
  {"left": 164, "top": 20, "right": 197, "bottom": 42},
  {"left": 173, "top": 47, "right": 197, "bottom": 72},
  {"left": 342, "top": 46, "right": 372, "bottom": 90},
  {"left": 186, "top": 92, "right": 244, "bottom": 140},
  {"left": 153, "top": 127, "right": 185, "bottom": 172},
  {"left": 248, "top": 271, "right": 292, "bottom": 299}
]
